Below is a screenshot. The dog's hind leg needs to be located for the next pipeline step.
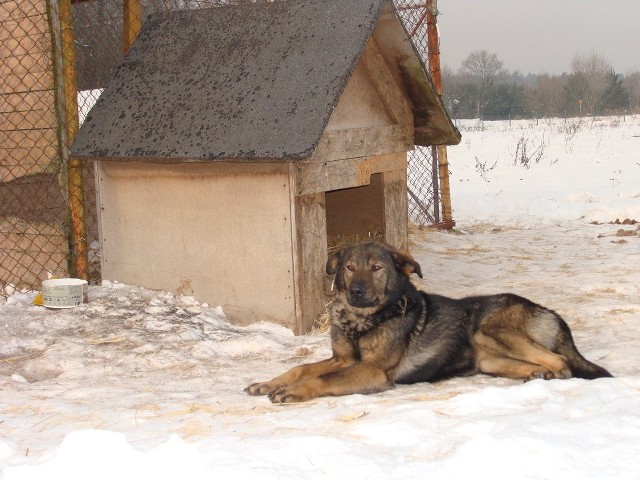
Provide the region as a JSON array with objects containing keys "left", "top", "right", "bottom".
[
  {"left": 473, "top": 331, "right": 572, "bottom": 379},
  {"left": 476, "top": 346, "right": 555, "bottom": 380}
]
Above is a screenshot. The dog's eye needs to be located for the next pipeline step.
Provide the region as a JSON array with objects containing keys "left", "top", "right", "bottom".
[
  {"left": 346, "top": 263, "right": 355, "bottom": 272},
  {"left": 371, "top": 264, "right": 383, "bottom": 272}
]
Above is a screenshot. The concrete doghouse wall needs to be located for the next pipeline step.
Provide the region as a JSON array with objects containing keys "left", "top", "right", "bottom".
[{"left": 97, "top": 161, "right": 299, "bottom": 328}]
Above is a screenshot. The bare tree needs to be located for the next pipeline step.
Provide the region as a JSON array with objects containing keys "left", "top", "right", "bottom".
[
  {"left": 459, "top": 50, "right": 506, "bottom": 86},
  {"left": 457, "top": 50, "right": 506, "bottom": 118},
  {"left": 533, "top": 74, "right": 565, "bottom": 117},
  {"left": 566, "top": 52, "right": 614, "bottom": 116}
]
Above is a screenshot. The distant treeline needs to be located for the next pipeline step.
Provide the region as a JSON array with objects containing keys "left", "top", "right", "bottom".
[{"left": 442, "top": 50, "right": 640, "bottom": 120}]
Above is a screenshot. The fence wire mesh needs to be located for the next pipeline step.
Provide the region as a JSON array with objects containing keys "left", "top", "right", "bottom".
[
  {"left": 395, "top": 1, "right": 443, "bottom": 226},
  {"left": 1, "top": 0, "right": 446, "bottom": 294},
  {"left": 1, "top": 0, "right": 70, "bottom": 294}
]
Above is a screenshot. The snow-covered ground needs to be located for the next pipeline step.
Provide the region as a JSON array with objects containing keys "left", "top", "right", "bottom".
[
  {"left": 1, "top": 115, "right": 639, "bottom": 479},
  {"left": 449, "top": 115, "right": 640, "bottom": 225}
]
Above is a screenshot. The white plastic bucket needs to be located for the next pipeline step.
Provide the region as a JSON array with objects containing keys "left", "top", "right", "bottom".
[{"left": 42, "top": 278, "right": 88, "bottom": 308}]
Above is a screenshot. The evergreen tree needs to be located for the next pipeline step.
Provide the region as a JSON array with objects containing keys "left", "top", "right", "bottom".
[{"left": 601, "top": 73, "right": 630, "bottom": 113}]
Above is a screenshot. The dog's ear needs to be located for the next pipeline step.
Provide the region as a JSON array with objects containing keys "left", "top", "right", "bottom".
[
  {"left": 391, "top": 249, "right": 423, "bottom": 278},
  {"left": 326, "top": 247, "right": 345, "bottom": 275}
]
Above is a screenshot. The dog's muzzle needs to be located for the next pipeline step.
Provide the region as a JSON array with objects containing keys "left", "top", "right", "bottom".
[{"left": 347, "top": 283, "right": 379, "bottom": 308}]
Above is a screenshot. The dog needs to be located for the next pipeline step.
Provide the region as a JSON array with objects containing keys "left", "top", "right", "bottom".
[{"left": 245, "top": 241, "right": 612, "bottom": 403}]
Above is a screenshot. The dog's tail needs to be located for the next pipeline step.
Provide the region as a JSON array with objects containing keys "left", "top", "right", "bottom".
[{"left": 555, "top": 322, "right": 613, "bottom": 379}]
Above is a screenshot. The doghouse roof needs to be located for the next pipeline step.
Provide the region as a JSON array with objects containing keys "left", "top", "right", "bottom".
[{"left": 71, "top": 0, "right": 460, "bottom": 162}]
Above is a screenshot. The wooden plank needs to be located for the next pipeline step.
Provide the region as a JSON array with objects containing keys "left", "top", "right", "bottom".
[
  {"left": 310, "top": 125, "right": 412, "bottom": 164},
  {"left": 287, "top": 163, "right": 301, "bottom": 331},
  {"left": 0, "top": 218, "right": 69, "bottom": 288},
  {"left": 0, "top": 126, "right": 59, "bottom": 182},
  {"left": 382, "top": 164, "right": 408, "bottom": 250},
  {"left": 297, "top": 151, "right": 407, "bottom": 195},
  {"left": 0, "top": 30, "right": 52, "bottom": 58},
  {"left": 0, "top": 13, "right": 50, "bottom": 40},
  {"left": 0, "top": 90, "right": 54, "bottom": 113},
  {"left": 0, "top": 52, "right": 52, "bottom": 77},
  {"left": 0, "top": 126, "right": 57, "bottom": 146},
  {"left": 361, "top": 38, "right": 413, "bottom": 136},
  {"left": 0, "top": 142, "right": 58, "bottom": 165},
  {"left": 3, "top": 107, "right": 57, "bottom": 130},
  {"left": 0, "top": 1, "right": 47, "bottom": 21},
  {"left": 0, "top": 70, "right": 53, "bottom": 94},
  {"left": 292, "top": 189, "right": 328, "bottom": 335},
  {"left": 1, "top": 140, "right": 57, "bottom": 160},
  {"left": 0, "top": 158, "right": 57, "bottom": 182}
]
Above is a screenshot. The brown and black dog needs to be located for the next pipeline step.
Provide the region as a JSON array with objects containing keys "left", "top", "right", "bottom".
[{"left": 246, "top": 241, "right": 611, "bottom": 403}]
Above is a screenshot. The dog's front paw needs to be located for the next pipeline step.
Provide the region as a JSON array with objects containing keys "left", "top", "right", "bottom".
[
  {"left": 268, "top": 385, "right": 316, "bottom": 404},
  {"left": 245, "top": 381, "right": 278, "bottom": 396},
  {"left": 268, "top": 387, "right": 302, "bottom": 404}
]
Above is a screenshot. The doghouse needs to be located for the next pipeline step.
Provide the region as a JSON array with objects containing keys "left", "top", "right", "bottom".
[{"left": 71, "top": 0, "right": 460, "bottom": 334}]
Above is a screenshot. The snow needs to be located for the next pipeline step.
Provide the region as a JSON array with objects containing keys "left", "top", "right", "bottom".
[
  {"left": 1, "top": 115, "right": 639, "bottom": 479},
  {"left": 449, "top": 115, "right": 640, "bottom": 226}
]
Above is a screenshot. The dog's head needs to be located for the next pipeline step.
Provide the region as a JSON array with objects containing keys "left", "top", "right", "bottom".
[{"left": 326, "top": 241, "right": 423, "bottom": 311}]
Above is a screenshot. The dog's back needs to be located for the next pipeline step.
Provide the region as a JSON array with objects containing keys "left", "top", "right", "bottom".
[{"left": 395, "top": 293, "right": 479, "bottom": 384}]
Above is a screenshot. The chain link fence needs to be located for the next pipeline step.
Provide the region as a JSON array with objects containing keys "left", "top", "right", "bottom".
[
  {"left": 1, "top": 0, "right": 69, "bottom": 294},
  {"left": 1, "top": 0, "right": 448, "bottom": 294},
  {"left": 395, "top": 1, "right": 443, "bottom": 226}
]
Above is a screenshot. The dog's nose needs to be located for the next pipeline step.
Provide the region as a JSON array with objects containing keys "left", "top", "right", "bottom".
[{"left": 350, "top": 285, "right": 365, "bottom": 297}]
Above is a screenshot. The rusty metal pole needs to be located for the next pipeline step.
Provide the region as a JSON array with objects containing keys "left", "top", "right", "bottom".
[
  {"left": 59, "top": 0, "right": 89, "bottom": 280},
  {"left": 425, "top": 2, "right": 442, "bottom": 92},
  {"left": 123, "top": 0, "right": 142, "bottom": 53},
  {"left": 426, "top": 0, "right": 455, "bottom": 228}
]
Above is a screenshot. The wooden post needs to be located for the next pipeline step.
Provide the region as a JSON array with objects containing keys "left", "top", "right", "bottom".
[
  {"left": 426, "top": 0, "right": 455, "bottom": 228},
  {"left": 59, "top": 0, "right": 89, "bottom": 280},
  {"left": 123, "top": 0, "right": 142, "bottom": 53},
  {"left": 290, "top": 159, "right": 328, "bottom": 335},
  {"left": 382, "top": 165, "right": 409, "bottom": 250}
]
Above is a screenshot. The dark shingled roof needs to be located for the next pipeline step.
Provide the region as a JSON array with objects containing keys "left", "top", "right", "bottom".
[{"left": 71, "top": 0, "right": 458, "bottom": 162}]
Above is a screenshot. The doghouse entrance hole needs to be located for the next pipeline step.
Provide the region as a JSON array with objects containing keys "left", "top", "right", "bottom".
[{"left": 326, "top": 173, "right": 384, "bottom": 249}]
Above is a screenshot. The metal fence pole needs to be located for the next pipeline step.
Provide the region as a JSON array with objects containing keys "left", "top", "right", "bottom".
[
  {"left": 426, "top": 0, "right": 454, "bottom": 228},
  {"left": 123, "top": 0, "right": 141, "bottom": 53},
  {"left": 430, "top": 145, "right": 440, "bottom": 224},
  {"left": 59, "top": 0, "right": 89, "bottom": 280}
]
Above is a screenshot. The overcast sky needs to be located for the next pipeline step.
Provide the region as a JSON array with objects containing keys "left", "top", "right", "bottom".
[{"left": 436, "top": 0, "right": 640, "bottom": 75}]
